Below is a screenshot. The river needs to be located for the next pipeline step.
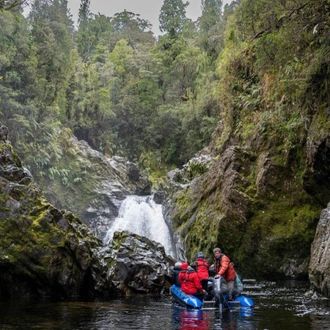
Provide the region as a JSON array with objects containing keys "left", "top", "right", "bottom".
[{"left": 1, "top": 279, "right": 329, "bottom": 329}]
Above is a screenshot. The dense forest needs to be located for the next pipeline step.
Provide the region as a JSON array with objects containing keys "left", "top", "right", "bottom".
[
  {"left": 2, "top": 0, "right": 328, "bottom": 186},
  {"left": 0, "top": 0, "right": 239, "bottom": 184}
]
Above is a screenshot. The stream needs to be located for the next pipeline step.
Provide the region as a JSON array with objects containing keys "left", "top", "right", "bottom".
[{"left": 1, "top": 280, "right": 329, "bottom": 329}]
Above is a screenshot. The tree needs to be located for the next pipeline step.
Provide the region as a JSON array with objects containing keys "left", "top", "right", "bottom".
[
  {"left": 199, "top": 0, "right": 223, "bottom": 34},
  {"left": 159, "top": 0, "right": 189, "bottom": 37},
  {"left": 0, "top": 9, "right": 33, "bottom": 126},
  {"left": 110, "top": 10, "right": 155, "bottom": 48},
  {"left": 111, "top": 10, "right": 151, "bottom": 32},
  {"left": 76, "top": 13, "right": 113, "bottom": 61},
  {"left": 78, "top": 0, "right": 90, "bottom": 26},
  {"left": 28, "top": 0, "right": 74, "bottom": 116},
  {"left": 198, "top": 0, "right": 224, "bottom": 60},
  {"left": 77, "top": 0, "right": 92, "bottom": 60}
]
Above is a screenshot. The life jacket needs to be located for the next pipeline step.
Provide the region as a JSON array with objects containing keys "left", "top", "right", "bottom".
[
  {"left": 179, "top": 269, "right": 203, "bottom": 295},
  {"left": 196, "top": 258, "right": 209, "bottom": 281}
]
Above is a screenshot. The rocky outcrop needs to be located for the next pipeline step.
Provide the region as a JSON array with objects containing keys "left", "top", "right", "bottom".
[
  {"left": 309, "top": 203, "right": 330, "bottom": 298},
  {"left": 110, "top": 231, "right": 173, "bottom": 294}
]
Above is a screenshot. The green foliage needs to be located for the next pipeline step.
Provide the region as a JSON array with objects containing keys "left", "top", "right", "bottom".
[
  {"left": 78, "top": 0, "right": 90, "bottom": 26},
  {"left": 76, "top": 13, "right": 114, "bottom": 61},
  {"left": 159, "top": 0, "right": 189, "bottom": 36},
  {"left": 111, "top": 10, "right": 151, "bottom": 32},
  {"left": 198, "top": 0, "right": 224, "bottom": 60}
]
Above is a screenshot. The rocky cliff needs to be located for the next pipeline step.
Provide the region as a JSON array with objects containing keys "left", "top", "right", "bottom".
[
  {"left": 159, "top": 0, "right": 330, "bottom": 285},
  {"left": 309, "top": 203, "right": 330, "bottom": 297},
  {"left": 163, "top": 141, "right": 323, "bottom": 280},
  {"left": 0, "top": 138, "right": 171, "bottom": 299},
  {"left": 161, "top": 70, "right": 330, "bottom": 283}
]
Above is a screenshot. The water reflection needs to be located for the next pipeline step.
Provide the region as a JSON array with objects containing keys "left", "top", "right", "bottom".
[
  {"left": 216, "top": 308, "right": 255, "bottom": 330},
  {"left": 172, "top": 306, "right": 210, "bottom": 329},
  {"left": 171, "top": 304, "right": 255, "bottom": 330}
]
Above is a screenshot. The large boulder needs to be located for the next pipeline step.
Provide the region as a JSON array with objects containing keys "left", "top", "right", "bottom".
[
  {"left": 309, "top": 202, "right": 330, "bottom": 298},
  {"left": 110, "top": 231, "right": 173, "bottom": 294}
]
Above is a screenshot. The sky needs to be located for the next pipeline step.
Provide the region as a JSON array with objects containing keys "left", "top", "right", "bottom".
[{"left": 67, "top": 0, "right": 232, "bottom": 36}]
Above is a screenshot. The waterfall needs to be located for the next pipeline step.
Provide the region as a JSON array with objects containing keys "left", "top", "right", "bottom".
[{"left": 103, "top": 195, "right": 176, "bottom": 258}]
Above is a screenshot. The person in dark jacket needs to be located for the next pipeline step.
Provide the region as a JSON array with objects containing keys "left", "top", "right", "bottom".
[
  {"left": 212, "top": 247, "right": 236, "bottom": 300},
  {"left": 172, "top": 262, "right": 182, "bottom": 287}
]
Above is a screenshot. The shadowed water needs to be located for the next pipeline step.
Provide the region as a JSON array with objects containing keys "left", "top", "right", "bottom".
[{"left": 0, "top": 280, "right": 329, "bottom": 329}]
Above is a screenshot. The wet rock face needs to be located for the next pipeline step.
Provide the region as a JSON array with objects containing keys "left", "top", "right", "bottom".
[
  {"left": 0, "top": 145, "right": 32, "bottom": 185},
  {"left": 309, "top": 203, "right": 330, "bottom": 298},
  {"left": 110, "top": 231, "right": 173, "bottom": 294},
  {"left": 304, "top": 137, "right": 330, "bottom": 206},
  {"left": 164, "top": 141, "right": 322, "bottom": 279},
  {"left": 0, "top": 122, "right": 8, "bottom": 142},
  {"left": 0, "top": 141, "right": 115, "bottom": 299}
]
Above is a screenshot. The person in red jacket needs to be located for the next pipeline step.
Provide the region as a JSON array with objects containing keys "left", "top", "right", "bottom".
[
  {"left": 179, "top": 262, "right": 206, "bottom": 301},
  {"left": 195, "top": 252, "right": 209, "bottom": 291},
  {"left": 212, "top": 247, "right": 236, "bottom": 300}
]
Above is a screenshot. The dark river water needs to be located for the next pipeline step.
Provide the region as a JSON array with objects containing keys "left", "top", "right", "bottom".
[{"left": 0, "top": 280, "right": 330, "bottom": 330}]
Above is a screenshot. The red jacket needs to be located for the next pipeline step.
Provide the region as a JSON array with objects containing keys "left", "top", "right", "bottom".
[
  {"left": 179, "top": 270, "right": 203, "bottom": 295},
  {"left": 196, "top": 258, "right": 209, "bottom": 281},
  {"left": 213, "top": 254, "right": 236, "bottom": 282}
]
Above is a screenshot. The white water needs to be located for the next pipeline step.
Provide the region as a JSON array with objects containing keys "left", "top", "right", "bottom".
[{"left": 103, "top": 195, "right": 175, "bottom": 257}]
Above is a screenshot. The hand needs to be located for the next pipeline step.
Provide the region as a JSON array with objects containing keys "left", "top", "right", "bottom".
[{"left": 215, "top": 275, "right": 220, "bottom": 279}]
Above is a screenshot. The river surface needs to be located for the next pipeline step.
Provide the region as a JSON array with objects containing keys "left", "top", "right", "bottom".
[{"left": 0, "top": 280, "right": 329, "bottom": 329}]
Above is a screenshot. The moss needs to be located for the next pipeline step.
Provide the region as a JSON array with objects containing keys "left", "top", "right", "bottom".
[
  {"left": 173, "top": 136, "right": 322, "bottom": 278},
  {"left": 235, "top": 189, "right": 321, "bottom": 277},
  {"left": 188, "top": 161, "right": 210, "bottom": 179},
  {"left": 172, "top": 188, "right": 196, "bottom": 228}
]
